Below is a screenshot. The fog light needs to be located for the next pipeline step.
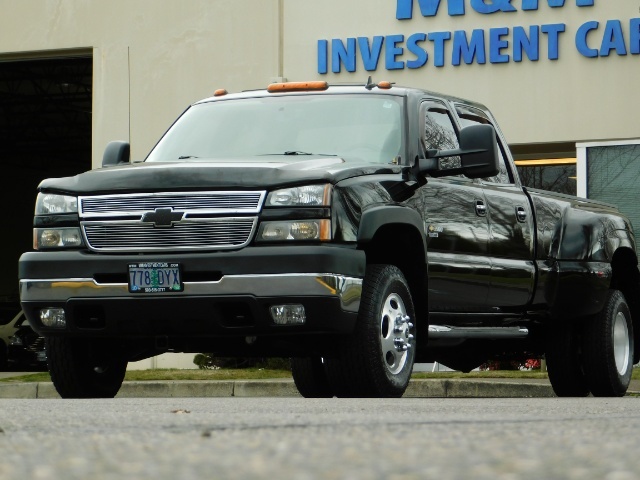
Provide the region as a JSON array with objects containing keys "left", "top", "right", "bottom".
[
  {"left": 40, "top": 308, "right": 67, "bottom": 328},
  {"left": 269, "top": 305, "right": 306, "bottom": 325}
]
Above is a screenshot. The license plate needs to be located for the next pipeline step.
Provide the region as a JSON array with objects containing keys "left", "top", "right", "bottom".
[{"left": 128, "top": 262, "right": 183, "bottom": 293}]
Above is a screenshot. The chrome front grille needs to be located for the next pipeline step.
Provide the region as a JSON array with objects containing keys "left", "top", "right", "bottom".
[
  {"left": 79, "top": 191, "right": 265, "bottom": 252},
  {"left": 79, "top": 191, "right": 265, "bottom": 216}
]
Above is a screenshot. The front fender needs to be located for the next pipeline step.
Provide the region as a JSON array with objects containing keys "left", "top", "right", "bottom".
[{"left": 358, "top": 205, "right": 426, "bottom": 247}]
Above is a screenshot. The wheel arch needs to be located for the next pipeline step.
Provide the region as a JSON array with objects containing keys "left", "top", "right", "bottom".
[
  {"left": 610, "top": 247, "right": 640, "bottom": 364},
  {"left": 357, "top": 207, "right": 428, "bottom": 349}
]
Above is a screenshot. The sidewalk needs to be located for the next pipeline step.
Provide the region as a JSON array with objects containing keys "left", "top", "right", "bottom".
[{"left": 1, "top": 373, "right": 638, "bottom": 399}]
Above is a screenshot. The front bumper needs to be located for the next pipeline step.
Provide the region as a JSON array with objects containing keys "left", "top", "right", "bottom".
[{"left": 19, "top": 246, "right": 365, "bottom": 346}]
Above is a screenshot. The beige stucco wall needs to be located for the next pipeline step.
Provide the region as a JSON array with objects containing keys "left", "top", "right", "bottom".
[
  {"left": 0, "top": 0, "right": 281, "bottom": 165},
  {"left": 0, "top": 0, "right": 637, "bottom": 161},
  {"left": 283, "top": 0, "right": 639, "bottom": 147}
]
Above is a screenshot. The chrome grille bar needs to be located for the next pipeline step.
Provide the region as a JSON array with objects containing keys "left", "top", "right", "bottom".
[
  {"left": 79, "top": 191, "right": 266, "bottom": 217},
  {"left": 82, "top": 218, "right": 257, "bottom": 252}
]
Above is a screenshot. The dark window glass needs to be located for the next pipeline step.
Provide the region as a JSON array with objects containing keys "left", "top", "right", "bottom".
[
  {"left": 516, "top": 163, "right": 577, "bottom": 195},
  {"left": 422, "top": 105, "right": 461, "bottom": 174},
  {"left": 456, "top": 107, "right": 512, "bottom": 185}
]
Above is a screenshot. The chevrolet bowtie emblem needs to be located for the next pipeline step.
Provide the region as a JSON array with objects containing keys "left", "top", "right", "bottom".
[{"left": 141, "top": 207, "right": 185, "bottom": 227}]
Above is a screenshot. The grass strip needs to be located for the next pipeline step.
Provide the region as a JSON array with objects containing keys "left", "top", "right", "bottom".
[{"left": 3, "top": 367, "right": 639, "bottom": 384}]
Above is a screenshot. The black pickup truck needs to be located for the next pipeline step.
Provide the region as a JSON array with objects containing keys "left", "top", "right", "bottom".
[{"left": 19, "top": 80, "right": 639, "bottom": 398}]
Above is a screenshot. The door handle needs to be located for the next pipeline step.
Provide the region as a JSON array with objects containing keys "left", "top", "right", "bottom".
[
  {"left": 475, "top": 200, "right": 487, "bottom": 217},
  {"left": 515, "top": 206, "right": 527, "bottom": 223}
]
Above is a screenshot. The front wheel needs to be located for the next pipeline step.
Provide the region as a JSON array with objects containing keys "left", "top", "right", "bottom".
[
  {"left": 291, "top": 357, "right": 333, "bottom": 398},
  {"left": 325, "top": 264, "right": 416, "bottom": 398},
  {"left": 581, "top": 290, "right": 634, "bottom": 397},
  {"left": 46, "top": 337, "right": 128, "bottom": 398}
]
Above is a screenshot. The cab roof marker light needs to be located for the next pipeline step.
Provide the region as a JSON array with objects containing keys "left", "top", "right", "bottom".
[
  {"left": 365, "top": 76, "right": 394, "bottom": 90},
  {"left": 213, "top": 89, "right": 228, "bottom": 97},
  {"left": 267, "top": 81, "right": 329, "bottom": 93}
]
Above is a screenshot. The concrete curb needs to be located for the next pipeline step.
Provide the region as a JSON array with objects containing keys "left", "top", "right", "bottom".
[{"left": 0, "top": 379, "right": 560, "bottom": 399}]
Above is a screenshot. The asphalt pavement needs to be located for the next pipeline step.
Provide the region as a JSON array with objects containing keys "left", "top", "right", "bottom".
[{"left": 1, "top": 372, "right": 639, "bottom": 398}]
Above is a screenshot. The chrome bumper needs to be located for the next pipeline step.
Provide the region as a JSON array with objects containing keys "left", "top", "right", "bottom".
[{"left": 19, "top": 273, "right": 363, "bottom": 313}]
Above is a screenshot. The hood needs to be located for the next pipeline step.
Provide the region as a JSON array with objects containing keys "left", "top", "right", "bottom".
[{"left": 38, "top": 156, "right": 402, "bottom": 194}]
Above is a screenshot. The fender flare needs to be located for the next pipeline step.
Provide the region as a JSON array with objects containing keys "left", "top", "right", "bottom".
[{"left": 357, "top": 206, "right": 428, "bottom": 258}]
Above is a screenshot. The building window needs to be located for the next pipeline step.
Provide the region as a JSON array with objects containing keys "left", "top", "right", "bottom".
[{"left": 515, "top": 159, "right": 577, "bottom": 195}]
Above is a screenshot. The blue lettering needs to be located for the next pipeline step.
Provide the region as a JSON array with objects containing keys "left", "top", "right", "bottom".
[
  {"left": 513, "top": 25, "right": 540, "bottom": 61},
  {"left": 632, "top": 19, "right": 640, "bottom": 55},
  {"left": 452, "top": 30, "right": 486, "bottom": 65},
  {"left": 358, "top": 36, "right": 384, "bottom": 71},
  {"left": 471, "top": 0, "right": 516, "bottom": 15},
  {"left": 428, "top": 31, "right": 452, "bottom": 67},
  {"left": 489, "top": 27, "right": 510, "bottom": 63},
  {"left": 575, "top": 21, "right": 599, "bottom": 58},
  {"left": 398, "top": 0, "right": 594, "bottom": 17},
  {"left": 541, "top": 23, "right": 565, "bottom": 60},
  {"left": 522, "top": 0, "right": 594, "bottom": 9},
  {"left": 318, "top": 40, "right": 328, "bottom": 74},
  {"left": 396, "top": 0, "right": 465, "bottom": 20},
  {"left": 407, "top": 33, "right": 429, "bottom": 68},
  {"left": 600, "top": 20, "right": 627, "bottom": 57},
  {"left": 386, "top": 35, "right": 406, "bottom": 69},
  {"left": 331, "top": 38, "right": 357, "bottom": 73}
]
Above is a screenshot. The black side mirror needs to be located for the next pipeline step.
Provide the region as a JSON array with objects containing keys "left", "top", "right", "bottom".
[
  {"left": 458, "top": 124, "right": 499, "bottom": 179},
  {"left": 417, "top": 124, "right": 499, "bottom": 179},
  {"left": 102, "top": 141, "right": 130, "bottom": 168}
]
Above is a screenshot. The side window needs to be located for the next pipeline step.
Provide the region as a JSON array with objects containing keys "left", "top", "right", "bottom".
[
  {"left": 456, "top": 107, "right": 512, "bottom": 185},
  {"left": 421, "top": 102, "right": 462, "bottom": 175}
]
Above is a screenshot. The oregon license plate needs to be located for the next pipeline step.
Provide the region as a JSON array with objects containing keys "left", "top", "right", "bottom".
[{"left": 128, "top": 262, "right": 183, "bottom": 293}]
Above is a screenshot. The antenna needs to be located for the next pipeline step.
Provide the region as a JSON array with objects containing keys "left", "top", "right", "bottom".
[{"left": 365, "top": 76, "right": 376, "bottom": 90}]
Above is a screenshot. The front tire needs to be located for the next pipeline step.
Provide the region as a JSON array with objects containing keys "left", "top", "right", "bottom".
[
  {"left": 291, "top": 357, "right": 333, "bottom": 398},
  {"left": 325, "top": 264, "right": 416, "bottom": 398},
  {"left": 46, "top": 337, "right": 127, "bottom": 398},
  {"left": 582, "top": 290, "right": 634, "bottom": 397}
]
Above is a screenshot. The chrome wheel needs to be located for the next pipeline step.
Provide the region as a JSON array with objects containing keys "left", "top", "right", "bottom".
[
  {"left": 324, "top": 264, "right": 416, "bottom": 397},
  {"left": 582, "top": 289, "right": 634, "bottom": 397},
  {"left": 379, "top": 293, "right": 414, "bottom": 375},
  {"left": 613, "top": 311, "right": 631, "bottom": 376}
]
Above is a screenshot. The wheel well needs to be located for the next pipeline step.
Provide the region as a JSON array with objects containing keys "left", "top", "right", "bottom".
[
  {"left": 360, "top": 223, "right": 428, "bottom": 340},
  {"left": 610, "top": 247, "right": 640, "bottom": 363}
]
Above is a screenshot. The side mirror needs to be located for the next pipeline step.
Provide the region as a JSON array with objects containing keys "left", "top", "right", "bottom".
[
  {"left": 417, "top": 124, "right": 499, "bottom": 179},
  {"left": 458, "top": 124, "right": 499, "bottom": 179},
  {"left": 102, "top": 141, "right": 130, "bottom": 168}
]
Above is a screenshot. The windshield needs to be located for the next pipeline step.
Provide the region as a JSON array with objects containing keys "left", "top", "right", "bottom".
[{"left": 145, "top": 94, "right": 404, "bottom": 164}]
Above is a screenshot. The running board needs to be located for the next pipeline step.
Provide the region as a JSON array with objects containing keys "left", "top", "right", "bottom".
[{"left": 429, "top": 325, "right": 529, "bottom": 340}]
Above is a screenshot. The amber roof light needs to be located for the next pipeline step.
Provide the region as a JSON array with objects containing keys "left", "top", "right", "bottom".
[
  {"left": 267, "top": 81, "right": 329, "bottom": 93},
  {"left": 213, "top": 89, "right": 228, "bottom": 97}
]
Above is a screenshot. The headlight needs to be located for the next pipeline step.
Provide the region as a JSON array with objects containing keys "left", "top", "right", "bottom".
[
  {"left": 35, "top": 193, "right": 78, "bottom": 214},
  {"left": 257, "top": 220, "right": 331, "bottom": 242},
  {"left": 266, "top": 185, "right": 332, "bottom": 207},
  {"left": 34, "top": 228, "right": 84, "bottom": 249}
]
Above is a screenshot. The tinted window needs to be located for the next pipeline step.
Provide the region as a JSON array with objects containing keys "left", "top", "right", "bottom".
[
  {"left": 422, "top": 104, "right": 462, "bottom": 174},
  {"left": 456, "top": 108, "right": 512, "bottom": 184}
]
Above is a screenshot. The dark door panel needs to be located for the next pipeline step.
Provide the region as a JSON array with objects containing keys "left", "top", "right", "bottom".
[
  {"left": 416, "top": 178, "right": 491, "bottom": 312},
  {"left": 428, "top": 252, "right": 491, "bottom": 312},
  {"left": 483, "top": 183, "right": 536, "bottom": 308},
  {"left": 489, "top": 258, "right": 536, "bottom": 309}
]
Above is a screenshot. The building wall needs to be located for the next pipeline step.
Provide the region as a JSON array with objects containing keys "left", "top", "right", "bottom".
[
  {"left": 0, "top": 0, "right": 640, "bottom": 161},
  {"left": 283, "top": 0, "right": 639, "bottom": 147},
  {"left": 0, "top": 0, "right": 281, "bottom": 165},
  {"left": 2, "top": 0, "right": 637, "bottom": 159}
]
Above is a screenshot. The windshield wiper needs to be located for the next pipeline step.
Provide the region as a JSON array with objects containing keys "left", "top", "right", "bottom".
[
  {"left": 178, "top": 155, "right": 199, "bottom": 159},
  {"left": 259, "top": 151, "right": 337, "bottom": 156}
]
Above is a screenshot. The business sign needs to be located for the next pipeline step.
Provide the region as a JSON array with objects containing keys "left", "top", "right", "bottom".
[{"left": 318, "top": 0, "right": 640, "bottom": 73}]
